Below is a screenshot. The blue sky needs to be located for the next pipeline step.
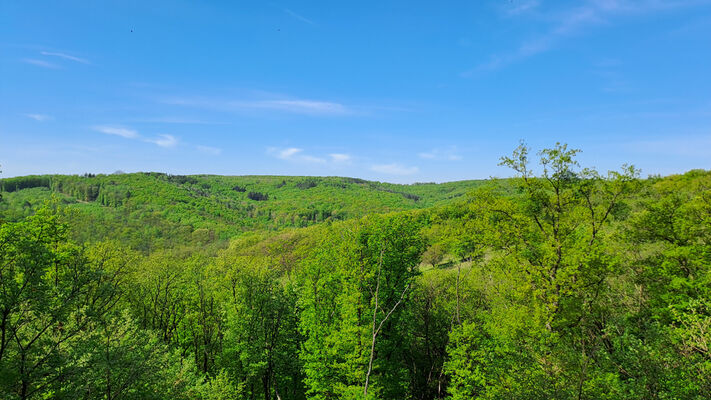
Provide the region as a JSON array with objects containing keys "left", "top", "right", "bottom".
[{"left": 1, "top": 0, "right": 710, "bottom": 182}]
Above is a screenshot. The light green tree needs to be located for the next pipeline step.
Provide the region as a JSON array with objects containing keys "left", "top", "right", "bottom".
[
  {"left": 446, "top": 142, "right": 640, "bottom": 399},
  {"left": 299, "top": 214, "right": 426, "bottom": 399}
]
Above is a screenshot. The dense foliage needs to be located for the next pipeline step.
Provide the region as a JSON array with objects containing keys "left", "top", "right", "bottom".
[
  {"left": 0, "top": 174, "right": 483, "bottom": 251},
  {"left": 1, "top": 145, "right": 709, "bottom": 399}
]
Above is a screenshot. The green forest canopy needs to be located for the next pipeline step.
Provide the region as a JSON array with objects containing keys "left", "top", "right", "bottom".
[{"left": 0, "top": 143, "right": 709, "bottom": 399}]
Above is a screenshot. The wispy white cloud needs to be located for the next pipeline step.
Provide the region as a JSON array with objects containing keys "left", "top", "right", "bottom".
[
  {"left": 249, "top": 100, "right": 349, "bottom": 115},
  {"left": 283, "top": 8, "right": 315, "bottom": 25},
  {"left": 161, "top": 90, "right": 409, "bottom": 117},
  {"left": 270, "top": 147, "right": 324, "bottom": 162},
  {"left": 93, "top": 126, "right": 139, "bottom": 139},
  {"left": 418, "top": 147, "right": 462, "bottom": 161},
  {"left": 132, "top": 117, "right": 225, "bottom": 125},
  {"left": 196, "top": 145, "right": 222, "bottom": 155},
  {"left": 162, "top": 95, "right": 353, "bottom": 116},
  {"left": 268, "top": 147, "right": 350, "bottom": 164},
  {"left": 24, "top": 113, "right": 52, "bottom": 122},
  {"left": 146, "top": 134, "right": 178, "bottom": 148},
  {"left": 23, "top": 58, "right": 59, "bottom": 69},
  {"left": 370, "top": 163, "right": 419, "bottom": 175},
  {"left": 275, "top": 147, "right": 303, "bottom": 160},
  {"left": 466, "top": 0, "right": 711, "bottom": 73},
  {"left": 40, "top": 51, "right": 90, "bottom": 64},
  {"left": 329, "top": 153, "right": 352, "bottom": 163},
  {"left": 93, "top": 125, "right": 179, "bottom": 148}
]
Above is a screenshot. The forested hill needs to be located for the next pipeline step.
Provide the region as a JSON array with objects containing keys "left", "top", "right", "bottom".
[
  {"left": 0, "top": 172, "right": 484, "bottom": 250},
  {"left": 1, "top": 145, "right": 710, "bottom": 399}
]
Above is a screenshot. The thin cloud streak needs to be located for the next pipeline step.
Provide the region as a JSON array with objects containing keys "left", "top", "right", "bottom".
[
  {"left": 275, "top": 147, "right": 303, "bottom": 160},
  {"left": 329, "top": 153, "right": 352, "bottom": 163},
  {"left": 93, "top": 125, "right": 179, "bottom": 148},
  {"left": 276, "top": 147, "right": 326, "bottom": 163},
  {"left": 24, "top": 113, "right": 52, "bottom": 122},
  {"left": 268, "top": 147, "right": 353, "bottom": 165},
  {"left": 466, "top": 0, "right": 711, "bottom": 74},
  {"left": 242, "top": 100, "right": 349, "bottom": 115},
  {"left": 418, "top": 147, "right": 463, "bottom": 161},
  {"left": 164, "top": 96, "right": 353, "bottom": 116},
  {"left": 132, "top": 117, "right": 226, "bottom": 125},
  {"left": 23, "top": 58, "right": 59, "bottom": 69},
  {"left": 94, "top": 126, "right": 139, "bottom": 139},
  {"left": 40, "top": 51, "right": 90, "bottom": 64},
  {"left": 283, "top": 8, "right": 315, "bottom": 25},
  {"left": 146, "top": 134, "right": 178, "bottom": 148}
]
